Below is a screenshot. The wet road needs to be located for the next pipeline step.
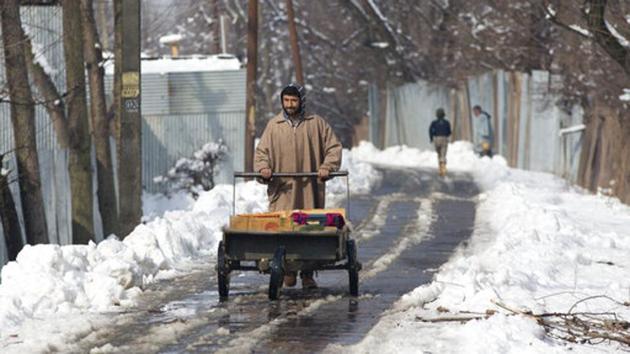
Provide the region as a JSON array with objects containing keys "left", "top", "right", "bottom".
[{"left": 78, "top": 168, "right": 478, "bottom": 353}]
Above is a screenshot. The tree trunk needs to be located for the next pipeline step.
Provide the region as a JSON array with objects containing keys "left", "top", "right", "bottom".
[
  {"left": 113, "top": 0, "right": 122, "bottom": 171},
  {"left": 244, "top": 0, "right": 258, "bottom": 172},
  {"left": 0, "top": 160, "right": 23, "bottom": 261},
  {"left": 1, "top": 0, "right": 49, "bottom": 245},
  {"left": 23, "top": 37, "right": 69, "bottom": 149},
  {"left": 97, "top": 0, "right": 110, "bottom": 51},
  {"left": 62, "top": 0, "right": 94, "bottom": 244},
  {"left": 82, "top": 0, "right": 118, "bottom": 238}
]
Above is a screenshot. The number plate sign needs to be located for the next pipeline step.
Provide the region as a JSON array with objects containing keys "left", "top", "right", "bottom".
[{"left": 122, "top": 72, "right": 140, "bottom": 98}]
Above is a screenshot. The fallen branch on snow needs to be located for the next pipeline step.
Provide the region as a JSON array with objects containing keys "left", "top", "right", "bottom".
[{"left": 416, "top": 297, "right": 630, "bottom": 347}]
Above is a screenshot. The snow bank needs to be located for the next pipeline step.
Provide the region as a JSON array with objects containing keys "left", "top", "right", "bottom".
[
  {"left": 338, "top": 143, "right": 630, "bottom": 353},
  {"left": 0, "top": 146, "right": 379, "bottom": 339},
  {"left": 142, "top": 191, "right": 195, "bottom": 222},
  {"left": 351, "top": 140, "right": 509, "bottom": 190},
  {"left": 0, "top": 181, "right": 266, "bottom": 333}
]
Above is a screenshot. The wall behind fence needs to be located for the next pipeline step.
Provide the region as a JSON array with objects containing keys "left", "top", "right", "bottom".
[{"left": 370, "top": 70, "right": 584, "bottom": 183}]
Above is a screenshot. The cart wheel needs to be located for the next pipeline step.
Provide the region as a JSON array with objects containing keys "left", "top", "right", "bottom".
[
  {"left": 217, "top": 241, "right": 230, "bottom": 300},
  {"left": 347, "top": 240, "right": 359, "bottom": 297},
  {"left": 268, "top": 246, "right": 286, "bottom": 301}
]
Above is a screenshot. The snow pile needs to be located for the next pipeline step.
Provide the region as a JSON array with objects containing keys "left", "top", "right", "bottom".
[
  {"left": 327, "top": 146, "right": 383, "bottom": 204},
  {"left": 620, "top": 88, "right": 630, "bottom": 102},
  {"left": 0, "top": 181, "right": 266, "bottom": 333},
  {"left": 339, "top": 145, "right": 630, "bottom": 353},
  {"left": 0, "top": 146, "right": 379, "bottom": 337},
  {"left": 142, "top": 191, "right": 195, "bottom": 222},
  {"left": 351, "top": 140, "right": 481, "bottom": 171},
  {"left": 351, "top": 140, "right": 508, "bottom": 190}
]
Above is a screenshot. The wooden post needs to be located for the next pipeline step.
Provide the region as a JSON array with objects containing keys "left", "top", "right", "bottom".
[
  {"left": 117, "top": 0, "right": 142, "bottom": 237},
  {"left": 244, "top": 0, "right": 258, "bottom": 172},
  {"left": 286, "top": 0, "right": 304, "bottom": 85}
]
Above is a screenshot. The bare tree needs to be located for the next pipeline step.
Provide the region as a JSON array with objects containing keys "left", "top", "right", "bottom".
[
  {"left": 62, "top": 0, "right": 94, "bottom": 244},
  {"left": 1, "top": 0, "right": 49, "bottom": 246},
  {"left": 82, "top": 0, "right": 118, "bottom": 237},
  {"left": 139, "top": 0, "right": 630, "bottom": 203}
]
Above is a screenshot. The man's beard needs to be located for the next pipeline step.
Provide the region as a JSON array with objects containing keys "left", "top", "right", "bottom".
[{"left": 284, "top": 107, "right": 298, "bottom": 115}]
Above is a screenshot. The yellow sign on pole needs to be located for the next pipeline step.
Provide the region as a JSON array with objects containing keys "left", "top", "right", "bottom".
[{"left": 122, "top": 71, "right": 140, "bottom": 98}]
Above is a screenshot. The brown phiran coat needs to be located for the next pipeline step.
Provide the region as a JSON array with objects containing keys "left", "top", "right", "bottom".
[{"left": 254, "top": 113, "right": 342, "bottom": 211}]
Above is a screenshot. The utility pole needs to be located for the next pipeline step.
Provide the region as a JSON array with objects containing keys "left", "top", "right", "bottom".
[
  {"left": 117, "top": 0, "right": 142, "bottom": 237},
  {"left": 209, "top": 0, "right": 222, "bottom": 54},
  {"left": 220, "top": 15, "right": 227, "bottom": 54},
  {"left": 286, "top": 0, "right": 304, "bottom": 85},
  {"left": 244, "top": 0, "right": 258, "bottom": 172}
]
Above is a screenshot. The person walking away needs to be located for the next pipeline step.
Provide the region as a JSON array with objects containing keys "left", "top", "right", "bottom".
[
  {"left": 254, "top": 83, "right": 342, "bottom": 289},
  {"left": 429, "top": 108, "right": 452, "bottom": 177},
  {"left": 472, "top": 105, "right": 493, "bottom": 157}
]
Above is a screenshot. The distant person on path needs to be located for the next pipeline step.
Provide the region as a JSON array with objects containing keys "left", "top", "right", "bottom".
[
  {"left": 254, "top": 83, "right": 342, "bottom": 289},
  {"left": 472, "top": 105, "right": 493, "bottom": 157},
  {"left": 429, "top": 108, "right": 452, "bottom": 177}
]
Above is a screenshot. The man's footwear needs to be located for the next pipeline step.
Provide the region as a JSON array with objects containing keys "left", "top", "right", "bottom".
[
  {"left": 438, "top": 162, "right": 447, "bottom": 177},
  {"left": 283, "top": 272, "right": 297, "bottom": 287},
  {"left": 301, "top": 273, "right": 318, "bottom": 289}
]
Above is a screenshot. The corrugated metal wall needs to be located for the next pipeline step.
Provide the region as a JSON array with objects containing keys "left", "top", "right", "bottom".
[
  {"left": 374, "top": 70, "right": 584, "bottom": 182},
  {"left": 105, "top": 70, "right": 246, "bottom": 193},
  {"left": 0, "top": 6, "right": 246, "bottom": 267},
  {"left": 0, "top": 6, "right": 73, "bottom": 269},
  {"left": 142, "top": 111, "right": 245, "bottom": 193},
  {"left": 384, "top": 81, "right": 451, "bottom": 151}
]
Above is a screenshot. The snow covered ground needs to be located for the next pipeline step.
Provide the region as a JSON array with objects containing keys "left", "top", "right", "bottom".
[
  {"left": 2, "top": 141, "right": 630, "bottom": 353},
  {"left": 329, "top": 142, "right": 630, "bottom": 354},
  {"left": 0, "top": 146, "right": 381, "bottom": 352}
]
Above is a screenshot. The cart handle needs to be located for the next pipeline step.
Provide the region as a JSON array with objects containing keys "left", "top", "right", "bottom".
[
  {"left": 231, "top": 171, "right": 350, "bottom": 217},
  {"left": 234, "top": 171, "right": 348, "bottom": 178}
]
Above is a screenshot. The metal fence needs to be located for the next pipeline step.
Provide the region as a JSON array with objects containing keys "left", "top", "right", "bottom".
[
  {"left": 104, "top": 70, "right": 247, "bottom": 192},
  {"left": 142, "top": 111, "right": 245, "bottom": 193},
  {"left": 0, "top": 6, "right": 73, "bottom": 267},
  {"left": 371, "top": 70, "right": 584, "bottom": 182},
  {"left": 0, "top": 6, "right": 246, "bottom": 267}
]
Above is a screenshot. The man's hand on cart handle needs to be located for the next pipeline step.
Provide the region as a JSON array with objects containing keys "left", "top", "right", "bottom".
[
  {"left": 318, "top": 168, "right": 330, "bottom": 182},
  {"left": 260, "top": 168, "right": 272, "bottom": 180}
]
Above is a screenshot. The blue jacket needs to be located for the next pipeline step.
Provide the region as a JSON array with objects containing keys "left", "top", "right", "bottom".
[{"left": 429, "top": 118, "right": 452, "bottom": 142}]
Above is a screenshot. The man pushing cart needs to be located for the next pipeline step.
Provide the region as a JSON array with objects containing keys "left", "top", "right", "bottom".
[
  {"left": 254, "top": 83, "right": 343, "bottom": 289},
  {"left": 216, "top": 83, "right": 359, "bottom": 301}
]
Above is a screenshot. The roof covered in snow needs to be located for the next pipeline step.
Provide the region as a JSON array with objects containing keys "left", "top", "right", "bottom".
[{"left": 104, "top": 54, "right": 242, "bottom": 75}]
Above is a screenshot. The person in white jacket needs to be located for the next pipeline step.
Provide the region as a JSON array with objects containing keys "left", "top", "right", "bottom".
[{"left": 472, "top": 105, "right": 493, "bottom": 157}]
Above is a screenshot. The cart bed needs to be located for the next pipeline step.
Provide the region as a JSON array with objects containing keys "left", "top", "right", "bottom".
[{"left": 223, "top": 227, "right": 349, "bottom": 261}]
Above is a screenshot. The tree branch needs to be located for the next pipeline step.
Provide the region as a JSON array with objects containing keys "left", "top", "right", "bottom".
[
  {"left": 23, "top": 34, "right": 69, "bottom": 148},
  {"left": 583, "top": 0, "right": 630, "bottom": 76}
]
